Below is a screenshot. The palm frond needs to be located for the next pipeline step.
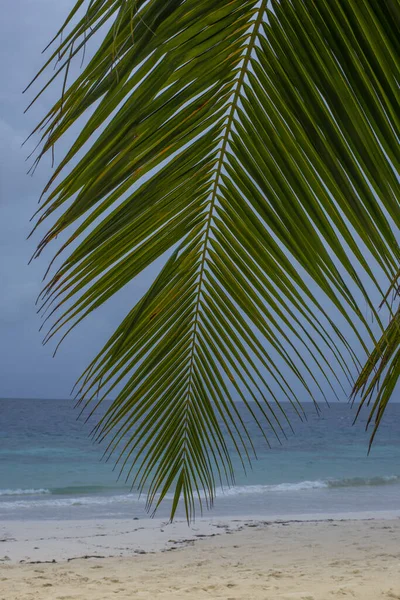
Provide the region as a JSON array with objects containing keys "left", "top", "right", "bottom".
[
  {"left": 352, "top": 272, "right": 400, "bottom": 449},
  {"left": 28, "top": 0, "right": 399, "bottom": 520}
]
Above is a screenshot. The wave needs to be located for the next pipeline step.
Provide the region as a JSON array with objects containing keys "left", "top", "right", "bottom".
[
  {"left": 213, "top": 475, "right": 400, "bottom": 496},
  {"left": 1, "top": 476, "right": 399, "bottom": 509},
  {"left": 50, "top": 485, "right": 112, "bottom": 495},
  {"left": 328, "top": 475, "right": 400, "bottom": 488},
  {"left": 218, "top": 481, "right": 329, "bottom": 495},
  {"left": 0, "top": 488, "right": 51, "bottom": 497},
  {"left": 0, "top": 492, "right": 147, "bottom": 511}
]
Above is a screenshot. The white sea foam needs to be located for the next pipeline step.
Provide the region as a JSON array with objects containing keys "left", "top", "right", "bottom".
[
  {"left": 213, "top": 480, "right": 329, "bottom": 496},
  {"left": 1, "top": 475, "right": 399, "bottom": 512},
  {"left": 0, "top": 493, "right": 145, "bottom": 510},
  {"left": 216, "top": 475, "right": 400, "bottom": 496},
  {"left": 0, "top": 488, "right": 51, "bottom": 497}
]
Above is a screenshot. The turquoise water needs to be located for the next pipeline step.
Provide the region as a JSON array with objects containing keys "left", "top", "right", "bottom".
[{"left": 1, "top": 398, "right": 399, "bottom": 520}]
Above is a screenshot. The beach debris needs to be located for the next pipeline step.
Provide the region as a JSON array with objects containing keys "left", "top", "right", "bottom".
[
  {"left": 19, "top": 559, "right": 57, "bottom": 564},
  {"left": 67, "top": 555, "right": 105, "bottom": 562}
]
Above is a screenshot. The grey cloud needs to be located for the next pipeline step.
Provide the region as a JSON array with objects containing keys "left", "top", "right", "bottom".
[
  {"left": 0, "top": 2, "right": 157, "bottom": 399},
  {"left": 1, "top": 2, "right": 397, "bottom": 404}
]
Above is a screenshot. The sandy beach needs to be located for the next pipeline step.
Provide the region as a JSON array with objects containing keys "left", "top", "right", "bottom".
[{"left": 1, "top": 514, "right": 400, "bottom": 599}]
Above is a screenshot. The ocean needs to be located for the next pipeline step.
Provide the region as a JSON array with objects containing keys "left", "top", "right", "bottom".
[{"left": 1, "top": 398, "right": 399, "bottom": 521}]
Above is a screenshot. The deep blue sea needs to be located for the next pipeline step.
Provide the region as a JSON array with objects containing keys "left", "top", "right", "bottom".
[{"left": 1, "top": 398, "right": 399, "bottom": 521}]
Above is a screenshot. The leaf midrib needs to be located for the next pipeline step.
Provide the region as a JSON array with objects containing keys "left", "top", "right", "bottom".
[{"left": 179, "top": 2, "right": 269, "bottom": 460}]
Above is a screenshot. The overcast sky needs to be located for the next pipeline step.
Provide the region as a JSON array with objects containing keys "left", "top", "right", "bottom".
[
  {"left": 0, "top": 1, "right": 156, "bottom": 398},
  {"left": 0, "top": 2, "right": 397, "bottom": 403}
]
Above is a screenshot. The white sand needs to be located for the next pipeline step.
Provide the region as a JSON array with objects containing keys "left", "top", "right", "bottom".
[{"left": 1, "top": 514, "right": 400, "bottom": 599}]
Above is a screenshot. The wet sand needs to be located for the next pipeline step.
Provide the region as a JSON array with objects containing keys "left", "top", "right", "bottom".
[{"left": 1, "top": 514, "right": 400, "bottom": 599}]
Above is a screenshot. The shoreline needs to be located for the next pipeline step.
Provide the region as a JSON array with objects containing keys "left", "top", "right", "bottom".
[
  {"left": 1, "top": 510, "right": 399, "bottom": 564},
  {"left": 1, "top": 516, "right": 400, "bottom": 599}
]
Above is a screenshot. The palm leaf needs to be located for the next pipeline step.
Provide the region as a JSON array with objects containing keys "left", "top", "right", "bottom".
[
  {"left": 27, "top": 0, "right": 399, "bottom": 520},
  {"left": 352, "top": 271, "right": 400, "bottom": 448}
]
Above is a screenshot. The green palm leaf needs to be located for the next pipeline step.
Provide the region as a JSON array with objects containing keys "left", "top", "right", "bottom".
[
  {"left": 27, "top": 0, "right": 399, "bottom": 520},
  {"left": 352, "top": 271, "right": 400, "bottom": 448}
]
